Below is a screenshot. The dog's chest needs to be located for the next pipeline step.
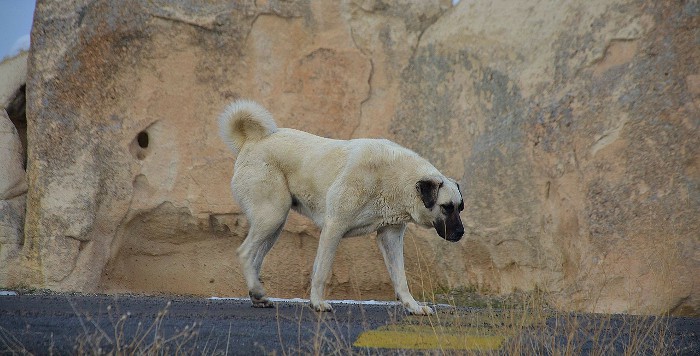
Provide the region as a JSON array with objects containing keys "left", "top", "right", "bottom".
[
  {"left": 343, "top": 209, "right": 409, "bottom": 238},
  {"left": 343, "top": 221, "right": 383, "bottom": 237}
]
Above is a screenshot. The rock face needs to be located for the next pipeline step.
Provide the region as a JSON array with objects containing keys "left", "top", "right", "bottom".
[
  {"left": 0, "top": 52, "right": 29, "bottom": 288},
  {"left": 0, "top": 109, "right": 28, "bottom": 287},
  {"left": 9, "top": 0, "right": 698, "bottom": 315},
  {"left": 392, "top": 0, "right": 699, "bottom": 315},
  {"left": 22, "top": 0, "right": 452, "bottom": 300}
]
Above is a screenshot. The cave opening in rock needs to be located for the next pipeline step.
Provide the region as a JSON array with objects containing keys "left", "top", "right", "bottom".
[{"left": 5, "top": 84, "right": 27, "bottom": 169}]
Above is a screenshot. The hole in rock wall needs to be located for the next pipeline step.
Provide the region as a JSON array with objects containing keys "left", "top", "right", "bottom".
[
  {"left": 130, "top": 128, "right": 152, "bottom": 160},
  {"left": 6, "top": 84, "right": 27, "bottom": 169},
  {"left": 137, "top": 131, "right": 149, "bottom": 148}
]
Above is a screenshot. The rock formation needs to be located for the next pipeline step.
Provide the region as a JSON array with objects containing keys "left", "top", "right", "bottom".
[
  {"left": 0, "top": 52, "right": 29, "bottom": 288},
  {"left": 2, "top": 0, "right": 697, "bottom": 315},
  {"left": 391, "top": 0, "right": 699, "bottom": 315}
]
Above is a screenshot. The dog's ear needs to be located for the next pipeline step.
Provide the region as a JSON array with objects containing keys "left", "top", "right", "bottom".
[
  {"left": 416, "top": 177, "right": 443, "bottom": 209},
  {"left": 447, "top": 178, "right": 465, "bottom": 211},
  {"left": 454, "top": 181, "right": 464, "bottom": 211}
]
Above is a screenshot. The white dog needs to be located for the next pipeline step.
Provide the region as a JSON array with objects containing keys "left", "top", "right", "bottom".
[{"left": 218, "top": 100, "right": 464, "bottom": 315}]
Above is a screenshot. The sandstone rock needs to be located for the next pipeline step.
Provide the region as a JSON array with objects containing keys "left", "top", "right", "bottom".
[
  {"left": 1, "top": 52, "right": 31, "bottom": 289},
  {"left": 390, "top": 0, "right": 699, "bottom": 315},
  {"left": 0, "top": 52, "right": 27, "bottom": 108},
  {"left": 0, "top": 112, "right": 26, "bottom": 200},
  {"left": 23, "top": 0, "right": 450, "bottom": 300},
  {"left": 0, "top": 109, "right": 27, "bottom": 287},
  {"left": 13, "top": 0, "right": 698, "bottom": 316}
]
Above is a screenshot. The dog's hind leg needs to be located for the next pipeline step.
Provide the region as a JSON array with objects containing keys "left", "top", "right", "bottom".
[
  {"left": 237, "top": 204, "right": 288, "bottom": 308},
  {"left": 377, "top": 224, "right": 434, "bottom": 315},
  {"left": 233, "top": 165, "right": 292, "bottom": 308}
]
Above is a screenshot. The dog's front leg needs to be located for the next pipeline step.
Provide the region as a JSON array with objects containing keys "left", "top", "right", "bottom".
[
  {"left": 377, "top": 224, "right": 435, "bottom": 315},
  {"left": 309, "top": 221, "right": 345, "bottom": 312}
]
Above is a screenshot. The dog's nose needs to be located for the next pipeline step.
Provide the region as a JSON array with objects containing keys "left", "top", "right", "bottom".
[{"left": 447, "top": 227, "right": 465, "bottom": 242}]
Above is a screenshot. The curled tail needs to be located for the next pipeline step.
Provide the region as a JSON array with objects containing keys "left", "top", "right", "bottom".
[{"left": 218, "top": 99, "right": 278, "bottom": 153}]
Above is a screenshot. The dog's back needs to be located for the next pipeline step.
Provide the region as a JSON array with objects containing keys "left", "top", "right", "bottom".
[{"left": 218, "top": 100, "right": 437, "bottom": 212}]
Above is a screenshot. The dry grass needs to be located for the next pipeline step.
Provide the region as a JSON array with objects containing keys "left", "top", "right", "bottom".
[
  {"left": 346, "top": 286, "right": 691, "bottom": 355},
  {"left": 0, "top": 291, "right": 694, "bottom": 355},
  {"left": 69, "top": 300, "right": 202, "bottom": 355},
  {"left": 267, "top": 301, "right": 365, "bottom": 355}
]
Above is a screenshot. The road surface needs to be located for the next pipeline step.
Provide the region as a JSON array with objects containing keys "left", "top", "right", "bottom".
[{"left": 0, "top": 293, "right": 698, "bottom": 354}]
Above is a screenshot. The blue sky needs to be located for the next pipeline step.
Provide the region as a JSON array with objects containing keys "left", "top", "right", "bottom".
[{"left": 0, "top": 0, "right": 36, "bottom": 60}]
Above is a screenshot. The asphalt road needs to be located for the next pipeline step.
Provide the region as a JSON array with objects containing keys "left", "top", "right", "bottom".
[
  {"left": 0, "top": 294, "right": 396, "bottom": 355},
  {"left": 0, "top": 294, "right": 698, "bottom": 355}
]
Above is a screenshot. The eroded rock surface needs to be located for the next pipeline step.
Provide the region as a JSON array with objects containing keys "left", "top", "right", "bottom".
[
  {"left": 0, "top": 52, "right": 29, "bottom": 288},
  {"left": 393, "top": 0, "right": 699, "bottom": 315},
  {"left": 10, "top": 0, "right": 698, "bottom": 315}
]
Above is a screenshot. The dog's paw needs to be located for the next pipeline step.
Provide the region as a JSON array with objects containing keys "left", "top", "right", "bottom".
[
  {"left": 310, "top": 300, "right": 334, "bottom": 313},
  {"left": 252, "top": 299, "right": 274, "bottom": 308},
  {"left": 407, "top": 304, "right": 434, "bottom": 316},
  {"left": 250, "top": 292, "right": 274, "bottom": 308}
]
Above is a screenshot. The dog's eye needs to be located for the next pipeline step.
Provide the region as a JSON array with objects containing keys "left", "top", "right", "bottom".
[{"left": 441, "top": 204, "right": 454, "bottom": 214}]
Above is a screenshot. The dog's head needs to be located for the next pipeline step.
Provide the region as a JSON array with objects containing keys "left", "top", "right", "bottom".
[{"left": 414, "top": 176, "right": 465, "bottom": 242}]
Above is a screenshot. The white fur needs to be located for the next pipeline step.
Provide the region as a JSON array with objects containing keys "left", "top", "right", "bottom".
[
  {"left": 218, "top": 99, "right": 277, "bottom": 153},
  {"left": 218, "top": 99, "right": 463, "bottom": 315}
]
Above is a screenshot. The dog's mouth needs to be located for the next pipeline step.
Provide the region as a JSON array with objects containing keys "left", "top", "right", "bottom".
[{"left": 433, "top": 219, "right": 464, "bottom": 242}]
